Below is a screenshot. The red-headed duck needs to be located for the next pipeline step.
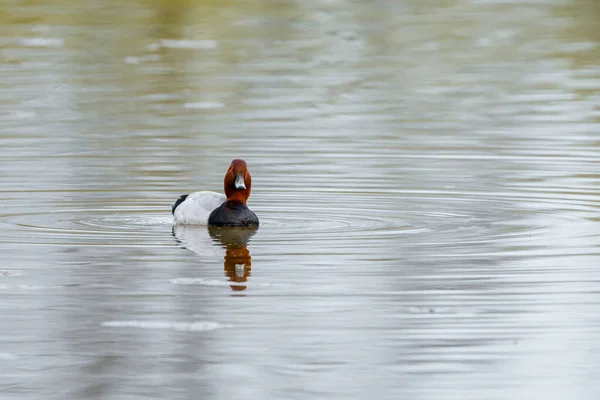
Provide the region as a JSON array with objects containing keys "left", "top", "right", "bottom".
[{"left": 172, "top": 159, "right": 259, "bottom": 227}]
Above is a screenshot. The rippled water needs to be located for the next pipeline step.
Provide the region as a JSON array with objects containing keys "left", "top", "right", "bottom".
[{"left": 1, "top": 0, "right": 600, "bottom": 398}]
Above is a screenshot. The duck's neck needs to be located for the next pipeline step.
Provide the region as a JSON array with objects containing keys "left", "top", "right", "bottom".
[{"left": 226, "top": 191, "right": 247, "bottom": 205}]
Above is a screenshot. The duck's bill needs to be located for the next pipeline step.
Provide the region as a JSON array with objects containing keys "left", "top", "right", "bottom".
[{"left": 235, "top": 173, "right": 246, "bottom": 189}]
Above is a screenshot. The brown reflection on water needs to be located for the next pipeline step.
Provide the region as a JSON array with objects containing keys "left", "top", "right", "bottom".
[{"left": 209, "top": 226, "right": 257, "bottom": 291}]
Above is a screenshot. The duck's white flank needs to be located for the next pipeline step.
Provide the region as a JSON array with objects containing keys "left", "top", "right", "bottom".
[{"left": 173, "top": 191, "right": 226, "bottom": 225}]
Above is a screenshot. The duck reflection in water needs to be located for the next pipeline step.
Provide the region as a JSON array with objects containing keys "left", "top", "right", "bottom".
[
  {"left": 208, "top": 226, "right": 257, "bottom": 291},
  {"left": 173, "top": 225, "right": 258, "bottom": 291}
]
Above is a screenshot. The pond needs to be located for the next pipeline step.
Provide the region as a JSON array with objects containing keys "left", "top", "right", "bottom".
[{"left": 1, "top": 0, "right": 599, "bottom": 398}]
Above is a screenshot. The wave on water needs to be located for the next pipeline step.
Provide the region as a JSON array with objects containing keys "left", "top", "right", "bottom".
[
  {"left": 170, "top": 277, "right": 292, "bottom": 288},
  {"left": 158, "top": 39, "right": 218, "bottom": 50},
  {"left": 170, "top": 278, "right": 235, "bottom": 286},
  {"left": 19, "top": 37, "right": 64, "bottom": 47},
  {"left": 101, "top": 320, "right": 228, "bottom": 332}
]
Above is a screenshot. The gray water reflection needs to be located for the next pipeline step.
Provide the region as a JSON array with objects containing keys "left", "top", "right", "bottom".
[{"left": 1, "top": 0, "right": 600, "bottom": 399}]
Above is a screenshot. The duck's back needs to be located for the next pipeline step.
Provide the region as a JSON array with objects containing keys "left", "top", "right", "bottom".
[
  {"left": 172, "top": 191, "right": 226, "bottom": 225},
  {"left": 208, "top": 201, "right": 259, "bottom": 227}
]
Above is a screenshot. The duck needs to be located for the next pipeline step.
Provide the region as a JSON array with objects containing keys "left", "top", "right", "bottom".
[{"left": 172, "top": 159, "right": 259, "bottom": 227}]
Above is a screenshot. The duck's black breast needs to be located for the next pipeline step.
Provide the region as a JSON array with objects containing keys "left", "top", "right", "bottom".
[{"left": 208, "top": 201, "right": 259, "bottom": 227}]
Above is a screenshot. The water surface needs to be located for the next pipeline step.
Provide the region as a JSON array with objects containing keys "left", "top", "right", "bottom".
[{"left": 1, "top": 0, "right": 600, "bottom": 399}]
